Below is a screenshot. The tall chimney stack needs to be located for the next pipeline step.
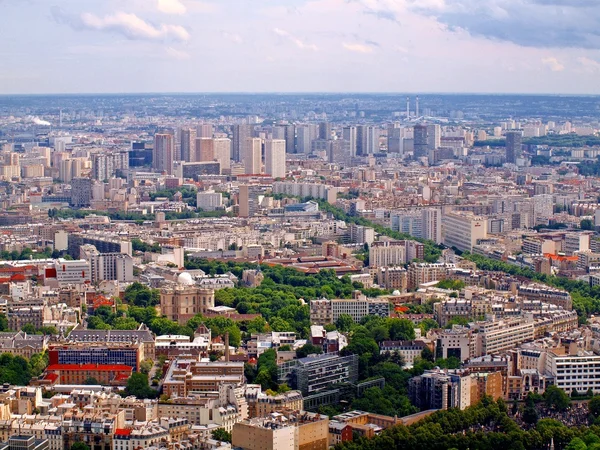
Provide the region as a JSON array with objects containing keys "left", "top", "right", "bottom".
[{"left": 224, "top": 332, "right": 230, "bottom": 362}]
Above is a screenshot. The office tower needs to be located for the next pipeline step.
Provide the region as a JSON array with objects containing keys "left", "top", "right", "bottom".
[
  {"left": 356, "top": 125, "right": 367, "bottom": 156},
  {"left": 59, "top": 159, "right": 74, "bottom": 183},
  {"left": 296, "top": 125, "right": 314, "bottom": 154},
  {"left": 284, "top": 124, "right": 295, "bottom": 154},
  {"left": 318, "top": 122, "right": 331, "bottom": 140},
  {"left": 422, "top": 208, "right": 443, "bottom": 244},
  {"left": 413, "top": 124, "right": 428, "bottom": 159},
  {"left": 197, "top": 123, "right": 214, "bottom": 138},
  {"left": 213, "top": 138, "right": 231, "bottom": 170},
  {"left": 70, "top": 178, "right": 92, "bottom": 208},
  {"left": 232, "top": 124, "right": 253, "bottom": 162},
  {"left": 180, "top": 128, "right": 196, "bottom": 162},
  {"left": 426, "top": 124, "right": 441, "bottom": 150},
  {"left": 242, "top": 137, "right": 262, "bottom": 174},
  {"left": 442, "top": 211, "right": 487, "bottom": 252},
  {"left": 506, "top": 131, "right": 523, "bottom": 164},
  {"left": 194, "top": 137, "right": 214, "bottom": 162},
  {"left": 153, "top": 133, "right": 174, "bottom": 174},
  {"left": 342, "top": 126, "right": 357, "bottom": 157},
  {"left": 272, "top": 126, "right": 286, "bottom": 140},
  {"left": 388, "top": 123, "right": 404, "bottom": 155},
  {"left": 265, "top": 139, "right": 286, "bottom": 179}
]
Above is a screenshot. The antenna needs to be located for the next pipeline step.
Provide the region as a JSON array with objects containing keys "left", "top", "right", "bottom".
[{"left": 416, "top": 96, "right": 420, "bottom": 118}]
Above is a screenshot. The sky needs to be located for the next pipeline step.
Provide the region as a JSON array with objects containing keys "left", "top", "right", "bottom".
[{"left": 2, "top": 0, "right": 600, "bottom": 94}]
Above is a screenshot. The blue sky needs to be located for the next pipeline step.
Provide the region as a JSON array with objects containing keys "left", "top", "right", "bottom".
[{"left": 2, "top": 0, "right": 600, "bottom": 94}]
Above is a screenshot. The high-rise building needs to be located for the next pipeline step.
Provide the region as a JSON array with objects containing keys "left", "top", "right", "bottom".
[
  {"left": 442, "top": 211, "right": 488, "bottom": 252},
  {"left": 506, "top": 131, "right": 523, "bottom": 164},
  {"left": 153, "top": 133, "right": 174, "bottom": 174},
  {"left": 387, "top": 123, "right": 404, "bottom": 155},
  {"left": 265, "top": 139, "right": 286, "bottom": 179},
  {"left": 242, "top": 137, "right": 262, "bottom": 175},
  {"left": 92, "top": 152, "right": 129, "bottom": 181},
  {"left": 318, "top": 122, "right": 331, "bottom": 140},
  {"left": 284, "top": 124, "right": 295, "bottom": 154},
  {"left": 356, "top": 125, "right": 377, "bottom": 156},
  {"left": 197, "top": 123, "right": 214, "bottom": 138},
  {"left": 232, "top": 124, "right": 253, "bottom": 162},
  {"left": 342, "top": 126, "right": 357, "bottom": 157},
  {"left": 426, "top": 124, "right": 441, "bottom": 150},
  {"left": 213, "top": 138, "right": 231, "bottom": 170},
  {"left": 70, "top": 178, "right": 92, "bottom": 208},
  {"left": 194, "top": 137, "right": 215, "bottom": 162},
  {"left": 180, "top": 128, "right": 196, "bottom": 162},
  {"left": 413, "top": 124, "right": 428, "bottom": 159}
]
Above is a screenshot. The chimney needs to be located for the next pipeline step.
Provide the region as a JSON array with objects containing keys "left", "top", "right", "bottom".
[{"left": 224, "top": 332, "right": 230, "bottom": 362}]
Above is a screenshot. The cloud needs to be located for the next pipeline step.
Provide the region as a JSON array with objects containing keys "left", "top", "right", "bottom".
[
  {"left": 54, "top": 9, "right": 190, "bottom": 42},
  {"left": 343, "top": 42, "right": 374, "bottom": 53},
  {"left": 157, "top": 0, "right": 186, "bottom": 15},
  {"left": 222, "top": 32, "right": 243, "bottom": 44},
  {"left": 273, "top": 28, "right": 318, "bottom": 51},
  {"left": 356, "top": 0, "right": 600, "bottom": 49},
  {"left": 541, "top": 57, "right": 565, "bottom": 72},
  {"left": 165, "top": 47, "right": 190, "bottom": 60},
  {"left": 577, "top": 56, "right": 600, "bottom": 72}
]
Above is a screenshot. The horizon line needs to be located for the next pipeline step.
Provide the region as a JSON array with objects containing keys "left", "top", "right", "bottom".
[{"left": 1, "top": 91, "right": 600, "bottom": 97}]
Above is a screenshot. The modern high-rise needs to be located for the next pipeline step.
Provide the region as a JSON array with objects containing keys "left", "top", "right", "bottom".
[
  {"left": 153, "top": 133, "right": 174, "bottom": 174},
  {"left": 356, "top": 125, "right": 377, "bottom": 156},
  {"left": 242, "top": 138, "right": 262, "bottom": 174},
  {"left": 442, "top": 211, "right": 488, "bottom": 252},
  {"left": 426, "top": 124, "right": 441, "bottom": 150},
  {"left": 318, "top": 122, "right": 331, "bottom": 140},
  {"left": 387, "top": 123, "right": 404, "bottom": 155},
  {"left": 284, "top": 124, "right": 295, "bottom": 154},
  {"left": 265, "top": 139, "right": 286, "bottom": 179},
  {"left": 213, "top": 138, "right": 231, "bottom": 170},
  {"left": 180, "top": 128, "right": 196, "bottom": 162},
  {"left": 413, "top": 124, "right": 428, "bottom": 159},
  {"left": 92, "top": 151, "right": 129, "bottom": 181},
  {"left": 232, "top": 124, "right": 253, "bottom": 162},
  {"left": 197, "top": 123, "right": 214, "bottom": 138},
  {"left": 296, "top": 124, "right": 318, "bottom": 154},
  {"left": 506, "top": 131, "right": 523, "bottom": 164},
  {"left": 342, "top": 126, "right": 357, "bottom": 157},
  {"left": 194, "top": 137, "right": 214, "bottom": 162},
  {"left": 70, "top": 178, "right": 92, "bottom": 208}
]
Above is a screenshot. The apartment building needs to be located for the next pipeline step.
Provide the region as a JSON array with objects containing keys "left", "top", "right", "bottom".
[
  {"left": 408, "top": 369, "right": 471, "bottom": 410},
  {"left": 159, "top": 274, "right": 215, "bottom": 325}
]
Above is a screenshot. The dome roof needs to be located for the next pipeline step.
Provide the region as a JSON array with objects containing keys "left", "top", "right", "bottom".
[
  {"left": 392, "top": 290, "right": 401, "bottom": 296},
  {"left": 177, "top": 272, "right": 195, "bottom": 285}
]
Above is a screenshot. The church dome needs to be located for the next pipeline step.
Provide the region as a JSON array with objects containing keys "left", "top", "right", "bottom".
[{"left": 177, "top": 272, "right": 195, "bottom": 285}]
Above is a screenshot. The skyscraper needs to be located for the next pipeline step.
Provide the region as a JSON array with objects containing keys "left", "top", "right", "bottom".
[
  {"left": 70, "top": 178, "right": 92, "bottom": 208},
  {"left": 296, "top": 125, "right": 318, "bottom": 154},
  {"left": 506, "top": 131, "right": 523, "bottom": 164},
  {"left": 242, "top": 137, "right": 262, "bottom": 174},
  {"left": 357, "top": 125, "right": 377, "bottom": 156},
  {"left": 426, "top": 124, "right": 441, "bottom": 150},
  {"left": 318, "top": 122, "right": 332, "bottom": 140},
  {"left": 213, "top": 138, "right": 231, "bottom": 171},
  {"left": 153, "top": 133, "right": 174, "bottom": 174},
  {"left": 387, "top": 123, "right": 404, "bottom": 155},
  {"left": 413, "top": 124, "right": 428, "bottom": 159},
  {"left": 194, "top": 137, "right": 215, "bottom": 162},
  {"left": 180, "top": 128, "right": 196, "bottom": 162},
  {"left": 342, "top": 126, "right": 357, "bottom": 157},
  {"left": 284, "top": 124, "right": 295, "bottom": 154},
  {"left": 232, "top": 124, "right": 253, "bottom": 162},
  {"left": 265, "top": 139, "right": 286, "bottom": 179},
  {"left": 197, "top": 123, "right": 214, "bottom": 138}
]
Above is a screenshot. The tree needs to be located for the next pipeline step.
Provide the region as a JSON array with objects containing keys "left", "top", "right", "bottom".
[
  {"left": 581, "top": 219, "right": 594, "bottom": 231},
  {"left": 71, "top": 443, "right": 90, "bottom": 450},
  {"left": 296, "top": 343, "right": 323, "bottom": 359},
  {"left": 590, "top": 396, "right": 600, "bottom": 418},
  {"left": 421, "top": 347, "right": 435, "bottom": 362},
  {"left": 139, "top": 359, "right": 154, "bottom": 374},
  {"left": 544, "top": 385, "right": 570, "bottom": 411},
  {"left": 566, "top": 438, "right": 588, "bottom": 450},
  {"left": 211, "top": 428, "right": 231, "bottom": 443},
  {"left": 336, "top": 314, "right": 355, "bottom": 332},
  {"left": 125, "top": 373, "right": 155, "bottom": 399},
  {"left": 84, "top": 377, "right": 99, "bottom": 385},
  {"left": 522, "top": 406, "right": 538, "bottom": 426},
  {"left": 21, "top": 324, "right": 36, "bottom": 335}
]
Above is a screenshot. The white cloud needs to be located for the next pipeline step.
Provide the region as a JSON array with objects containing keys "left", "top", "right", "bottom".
[
  {"left": 157, "top": 0, "right": 186, "bottom": 15},
  {"left": 80, "top": 11, "right": 190, "bottom": 41},
  {"left": 273, "top": 28, "right": 318, "bottom": 51},
  {"left": 343, "top": 42, "right": 373, "bottom": 53},
  {"left": 541, "top": 56, "right": 565, "bottom": 72},
  {"left": 222, "top": 32, "right": 243, "bottom": 44},
  {"left": 577, "top": 56, "right": 600, "bottom": 72},
  {"left": 165, "top": 46, "right": 190, "bottom": 60}
]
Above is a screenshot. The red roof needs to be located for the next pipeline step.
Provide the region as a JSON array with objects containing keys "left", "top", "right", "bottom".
[
  {"left": 114, "top": 429, "right": 132, "bottom": 436},
  {"left": 43, "top": 373, "right": 59, "bottom": 382},
  {"left": 47, "top": 364, "right": 132, "bottom": 372}
]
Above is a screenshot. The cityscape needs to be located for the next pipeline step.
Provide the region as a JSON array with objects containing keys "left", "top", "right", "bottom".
[{"left": 4, "top": 1, "right": 600, "bottom": 450}]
